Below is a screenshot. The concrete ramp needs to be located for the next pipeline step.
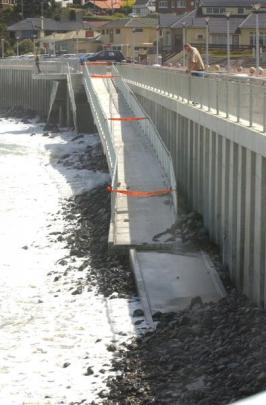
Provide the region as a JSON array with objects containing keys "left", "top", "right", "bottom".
[
  {"left": 83, "top": 66, "right": 177, "bottom": 251},
  {"left": 130, "top": 248, "right": 226, "bottom": 327}
]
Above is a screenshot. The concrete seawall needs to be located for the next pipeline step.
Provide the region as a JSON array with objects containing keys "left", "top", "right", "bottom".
[
  {"left": 119, "top": 69, "right": 266, "bottom": 308},
  {"left": 0, "top": 66, "right": 51, "bottom": 116}
]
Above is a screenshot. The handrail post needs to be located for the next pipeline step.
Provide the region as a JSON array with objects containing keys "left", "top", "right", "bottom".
[
  {"left": 226, "top": 76, "right": 229, "bottom": 118},
  {"left": 236, "top": 80, "right": 240, "bottom": 123},
  {"left": 207, "top": 75, "right": 210, "bottom": 111},
  {"left": 249, "top": 80, "right": 253, "bottom": 127},
  {"left": 263, "top": 89, "right": 266, "bottom": 132},
  {"left": 188, "top": 73, "right": 191, "bottom": 104},
  {"left": 216, "top": 76, "right": 219, "bottom": 115}
]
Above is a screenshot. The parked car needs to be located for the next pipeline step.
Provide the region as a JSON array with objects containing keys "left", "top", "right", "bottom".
[{"left": 80, "top": 50, "right": 126, "bottom": 64}]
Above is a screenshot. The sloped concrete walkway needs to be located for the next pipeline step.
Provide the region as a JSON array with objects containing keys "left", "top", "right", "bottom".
[{"left": 87, "top": 71, "right": 176, "bottom": 250}]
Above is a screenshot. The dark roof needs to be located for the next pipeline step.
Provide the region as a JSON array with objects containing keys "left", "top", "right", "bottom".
[
  {"left": 171, "top": 9, "right": 244, "bottom": 33},
  {"left": 7, "top": 18, "right": 84, "bottom": 32},
  {"left": 102, "top": 18, "right": 130, "bottom": 29},
  {"left": 134, "top": 0, "right": 149, "bottom": 6},
  {"left": 126, "top": 17, "right": 158, "bottom": 27},
  {"left": 159, "top": 13, "right": 182, "bottom": 27},
  {"left": 102, "top": 17, "right": 157, "bottom": 29},
  {"left": 200, "top": 0, "right": 266, "bottom": 6},
  {"left": 239, "top": 12, "right": 266, "bottom": 28}
]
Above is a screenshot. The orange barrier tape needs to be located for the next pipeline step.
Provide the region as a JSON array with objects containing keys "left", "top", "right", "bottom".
[
  {"left": 107, "top": 185, "right": 172, "bottom": 197},
  {"left": 108, "top": 117, "right": 146, "bottom": 122},
  {"left": 86, "top": 61, "right": 112, "bottom": 66},
  {"left": 91, "top": 74, "right": 118, "bottom": 78}
]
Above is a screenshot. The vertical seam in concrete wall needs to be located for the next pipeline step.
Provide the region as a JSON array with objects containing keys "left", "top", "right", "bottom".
[{"left": 252, "top": 153, "right": 262, "bottom": 305}]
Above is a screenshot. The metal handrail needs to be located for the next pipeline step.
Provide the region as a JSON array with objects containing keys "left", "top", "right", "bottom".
[
  {"left": 117, "top": 64, "right": 266, "bottom": 131},
  {"left": 83, "top": 65, "right": 116, "bottom": 175}
]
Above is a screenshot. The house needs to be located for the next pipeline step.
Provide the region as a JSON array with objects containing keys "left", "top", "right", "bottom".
[
  {"left": 55, "top": 0, "right": 74, "bottom": 7},
  {"left": 171, "top": 9, "right": 244, "bottom": 51},
  {"left": 0, "top": 0, "right": 15, "bottom": 9},
  {"left": 238, "top": 12, "right": 266, "bottom": 48},
  {"left": 168, "top": 0, "right": 266, "bottom": 53},
  {"left": 199, "top": 0, "right": 266, "bottom": 17},
  {"left": 41, "top": 29, "right": 101, "bottom": 55},
  {"left": 7, "top": 18, "right": 85, "bottom": 40},
  {"left": 159, "top": 13, "right": 181, "bottom": 53},
  {"left": 80, "top": 0, "right": 123, "bottom": 12},
  {"left": 132, "top": 0, "right": 156, "bottom": 17},
  {"left": 156, "top": 0, "right": 194, "bottom": 15},
  {"left": 101, "top": 16, "right": 158, "bottom": 62}
]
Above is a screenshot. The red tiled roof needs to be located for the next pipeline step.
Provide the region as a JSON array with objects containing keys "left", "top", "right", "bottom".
[{"left": 92, "top": 0, "right": 122, "bottom": 9}]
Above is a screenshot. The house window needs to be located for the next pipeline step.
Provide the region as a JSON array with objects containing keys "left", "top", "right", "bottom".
[
  {"left": 102, "top": 30, "right": 105, "bottom": 35},
  {"left": 197, "top": 34, "right": 204, "bottom": 40},
  {"left": 134, "top": 28, "right": 143, "bottom": 32},
  {"left": 116, "top": 29, "right": 120, "bottom": 34},
  {"left": 238, "top": 7, "right": 244, "bottom": 14},
  {"left": 159, "top": 0, "right": 168, "bottom": 8},
  {"left": 176, "top": 0, "right": 186, "bottom": 7},
  {"left": 206, "top": 7, "right": 225, "bottom": 14}
]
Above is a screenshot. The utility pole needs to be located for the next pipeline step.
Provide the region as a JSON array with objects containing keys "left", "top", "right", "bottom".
[
  {"left": 40, "top": 1, "right": 44, "bottom": 39},
  {"left": 1, "top": 39, "right": 4, "bottom": 59}
]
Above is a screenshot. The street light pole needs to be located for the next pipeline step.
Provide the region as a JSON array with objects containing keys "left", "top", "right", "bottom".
[
  {"left": 226, "top": 12, "right": 230, "bottom": 72},
  {"left": 254, "top": 3, "right": 261, "bottom": 75},
  {"left": 40, "top": 1, "right": 44, "bottom": 39},
  {"left": 1, "top": 39, "right": 4, "bottom": 58},
  {"left": 16, "top": 37, "right": 19, "bottom": 56},
  {"left": 182, "top": 22, "right": 186, "bottom": 68},
  {"left": 76, "top": 31, "right": 79, "bottom": 54},
  {"left": 205, "top": 17, "right": 209, "bottom": 68},
  {"left": 156, "top": 26, "right": 159, "bottom": 64},
  {"left": 132, "top": 28, "right": 136, "bottom": 63}
]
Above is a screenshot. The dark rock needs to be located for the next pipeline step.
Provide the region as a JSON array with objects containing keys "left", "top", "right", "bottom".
[
  {"left": 84, "top": 367, "right": 94, "bottom": 376},
  {"left": 133, "top": 309, "right": 144, "bottom": 318},
  {"left": 63, "top": 362, "right": 71, "bottom": 368}
]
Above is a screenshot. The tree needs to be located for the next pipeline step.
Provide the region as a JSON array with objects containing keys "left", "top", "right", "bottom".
[
  {"left": 14, "top": 0, "right": 61, "bottom": 19},
  {"left": 19, "top": 39, "right": 34, "bottom": 54}
]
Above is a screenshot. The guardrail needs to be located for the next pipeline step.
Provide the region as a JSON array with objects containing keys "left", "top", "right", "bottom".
[
  {"left": 0, "top": 57, "right": 80, "bottom": 75},
  {"left": 117, "top": 64, "right": 266, "bottom": 132},
  {"left": 83, "top": 65, "right": 116, "bottom": 175}
]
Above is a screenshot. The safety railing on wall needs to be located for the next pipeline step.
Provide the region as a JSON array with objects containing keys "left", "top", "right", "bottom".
[
  {"left": 112, "top": 64, "right": 177, "bottom": 213},
  {"left": 0, "top": 57, "right": 81, "bottom": 75},
  {"left": 117, "top": 64, "right": 266, "bottom": 132}
]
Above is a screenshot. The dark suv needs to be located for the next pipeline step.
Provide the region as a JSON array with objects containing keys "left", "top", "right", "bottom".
[{"left": 80, "top": 50, "right": 126, "bottom": 64}]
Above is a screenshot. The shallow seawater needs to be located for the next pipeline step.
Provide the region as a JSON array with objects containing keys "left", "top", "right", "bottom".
[{"left": 0, "top": 117, "right": 146, "bottom": 405}]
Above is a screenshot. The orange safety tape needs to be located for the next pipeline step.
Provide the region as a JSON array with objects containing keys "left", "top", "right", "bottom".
[
  {"left": 108, "top": 117, "right": 146, "bottom": 121},
  {"left": 86, "top": 61, "right": 112, "bottom": 66},
  {"left": 107, "top": 185, "right": 172, "bottom": 197},
  {"left": 91, "top": 74, "right": 118, "bottom": 78}
]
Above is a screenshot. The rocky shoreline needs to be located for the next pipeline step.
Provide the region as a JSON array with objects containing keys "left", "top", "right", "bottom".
[
  {"left": 49, "top": 132, "right": 266, "bottom": 405},
  {"left": 7, "top": 112, "right": 264, "bottom": 405}
]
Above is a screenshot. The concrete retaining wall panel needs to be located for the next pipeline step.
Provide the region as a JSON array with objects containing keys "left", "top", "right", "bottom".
[{"left": 0, "top": 68, "right": 51, "bottom": 116}]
